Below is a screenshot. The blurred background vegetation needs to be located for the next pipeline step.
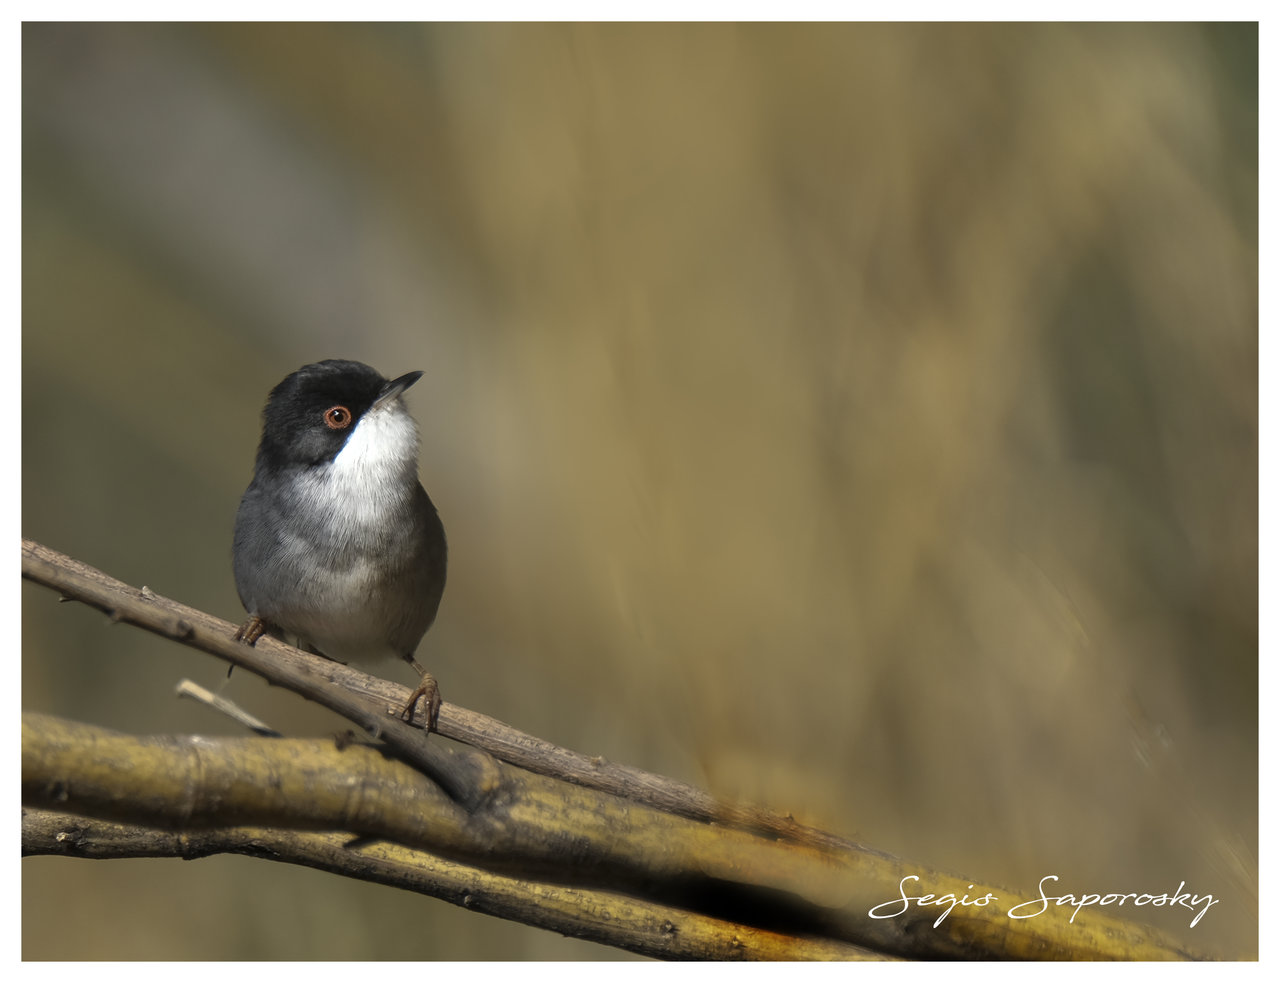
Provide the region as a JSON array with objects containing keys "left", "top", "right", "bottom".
[{"left": 22, "top": 22, "right": 1256, "bottom": 960}]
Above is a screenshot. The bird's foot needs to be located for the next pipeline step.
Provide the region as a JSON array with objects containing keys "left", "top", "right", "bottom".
[
  {"left": 234, "top": 615, "right": 268, "bottom": 645},
  {"left": 400, "top": 667, "right": 442, "bottom": 733}
]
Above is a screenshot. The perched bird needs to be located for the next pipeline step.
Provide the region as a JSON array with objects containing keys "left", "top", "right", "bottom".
[{"left": 232, "top": 359, "right": 447, "bottom": 729}]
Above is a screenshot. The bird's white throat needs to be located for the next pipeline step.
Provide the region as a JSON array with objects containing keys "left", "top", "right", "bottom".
[{"left": 300, "top": 397, "right": 421, "bottom": 535}]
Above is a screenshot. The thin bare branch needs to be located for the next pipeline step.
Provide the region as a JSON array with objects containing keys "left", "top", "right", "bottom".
[
  {"left": 174, "top": 678, "right": 282, "bottom": 736},
  {"left": 21, "top": 806, "right": 880, "bottom": 960},
  {"left": 21, "top": 538, "right": 846, "bottom": 849}
]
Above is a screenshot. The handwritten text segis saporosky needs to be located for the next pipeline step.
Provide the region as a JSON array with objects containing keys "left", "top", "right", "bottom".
[{"left": 868, "top": 875, "right": 1218, "bottom": 929}]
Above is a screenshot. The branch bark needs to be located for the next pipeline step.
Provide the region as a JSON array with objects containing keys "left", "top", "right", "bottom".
[
  {"left": 21, "top": 538, "right": 1206, "bottom": 960},
  {"left": 21, "top": 539, "right": 824, "bottom": 840},
  {"left": 21, "top": 806, "right": 874, "bottom": 960}
]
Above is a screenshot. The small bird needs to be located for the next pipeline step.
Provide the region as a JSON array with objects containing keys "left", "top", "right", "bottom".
[{"left": 232, "top": 359, "right": 447, "bottom": 730}]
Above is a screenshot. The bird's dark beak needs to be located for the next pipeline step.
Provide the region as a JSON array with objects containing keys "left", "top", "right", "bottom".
[{"left": 376, "top": 371, "right": 423, "bottom": 407}]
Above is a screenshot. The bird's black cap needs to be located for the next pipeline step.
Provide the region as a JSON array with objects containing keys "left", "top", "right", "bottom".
[{"left": 255, "top": 359, "right": 421, "bottom": 471}]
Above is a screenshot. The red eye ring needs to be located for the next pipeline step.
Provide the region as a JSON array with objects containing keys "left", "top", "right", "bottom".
[{"left": 323, "top": 405, "right": 353, "bottom": 430}]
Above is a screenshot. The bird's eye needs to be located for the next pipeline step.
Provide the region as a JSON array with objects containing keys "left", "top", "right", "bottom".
[{"left": 323, "top": 405, "right": 353, "bottom": 430}]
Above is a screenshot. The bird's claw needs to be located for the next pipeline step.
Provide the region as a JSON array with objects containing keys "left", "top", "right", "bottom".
[
  {"left": 234, "top": 615, "right": 267, "bottom": 645},
  {"left": 400, "top": 671, "right": 442, "bottom": 733}
]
